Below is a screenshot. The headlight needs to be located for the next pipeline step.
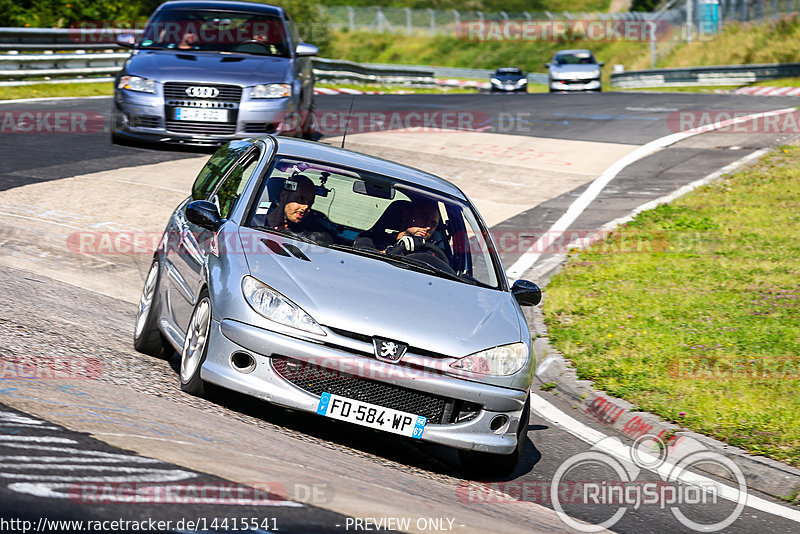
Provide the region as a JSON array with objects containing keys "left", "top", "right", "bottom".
[
  {"left": 117, "top": 75, "right": 156, "bottom": 93},
  {"left": 450, "top": 342, "right": 529, "bottom": 376},
  {"left": 591, "top": 69, "right": 601, "bottom": 78},
  {"left": 490, "top": 78, "right": 500, "bottom": 85},
  {"left": 242, "top": 276, "right": 325, "bottom": 335},
  {"left": 251, "top": 83, "right": 291, "bottom": 98}
]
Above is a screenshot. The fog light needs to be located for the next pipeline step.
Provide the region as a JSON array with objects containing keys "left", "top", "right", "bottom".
[
  {"left": 490, "top": 415, "right": 509, "bottom": 434},
  {"left": 231, "top": 352, "right": 255, "bottom": 373}
]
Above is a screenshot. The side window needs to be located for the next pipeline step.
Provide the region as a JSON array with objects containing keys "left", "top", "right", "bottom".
[
  {"left": 212, "top": 153, "right": 260, "bottom": 219},
  {"left": 191, "top": 140, "right": 252, "bottom": 201}
]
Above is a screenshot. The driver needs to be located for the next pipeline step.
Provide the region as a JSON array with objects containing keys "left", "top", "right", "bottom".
[{"left": 264, "top": 174, "right": 334, "bottom": 244}]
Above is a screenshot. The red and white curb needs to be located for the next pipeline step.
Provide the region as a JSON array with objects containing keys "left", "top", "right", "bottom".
[
  {"left": 436, "top": 78, "right": 490, "bottom": 89},
  {"left": 314, "top": 87, "right": 417, "bottom": 95},
  {"left": 733, "top": 86, "right": 800, "bottom": 96}
]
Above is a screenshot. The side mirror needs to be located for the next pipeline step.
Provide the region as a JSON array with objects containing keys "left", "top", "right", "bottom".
[
  {"left": 295, "top": 42, "right": 319, "bottom": 57},
  {"left": 115, "top": 33, "right": 137, "bottom": 48},
  {"left": 598, "top": 61, "right": 605, "bottom": 67},
  {"left": 545, "top": 62, "right": 550, "bottom": 68},
  {"left": 512, "top": 279, "right": 541, "bottom": 307},
  {"left": 185, "top": 200, "right": 223, "bottom": 231}
]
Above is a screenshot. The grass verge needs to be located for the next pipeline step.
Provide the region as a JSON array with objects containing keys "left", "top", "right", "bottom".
[
  {"left": 543, "top": 145, "right": 800, "bottom": 468},
  {"left": 0, "top": 81, "right": 113, "bottom": 101}
]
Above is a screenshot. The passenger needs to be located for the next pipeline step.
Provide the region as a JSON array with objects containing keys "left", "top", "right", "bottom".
[
  {"left": 355, "top": 198, "right": 440, "bottom": 252},
  {"left": 264, "top": 174, "right": 333, "bottom": 244}
]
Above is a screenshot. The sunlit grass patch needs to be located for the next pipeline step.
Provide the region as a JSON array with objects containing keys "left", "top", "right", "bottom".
[
  {"left": 544, "top": 145, "right": 800, "bottom": 467},
  {"left": 0, "top": 81, "right": 113, "bottom": 101}
]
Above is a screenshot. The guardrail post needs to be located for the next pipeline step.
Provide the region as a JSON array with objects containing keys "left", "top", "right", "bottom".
[
  {"left": 347, "top": 7, "right": 355, "bottom": 31},
  {"left": 405, "top": 8, "right": 412, "bottom": 35},
  {"left": 452, "top": 10, "right": 460, "bottom": 33},
  {"left": 687, "top": 0, "right": 694, "bottom": 43},
  {"left": 428, "top": 9, "right": 436, "bottom": 34}
]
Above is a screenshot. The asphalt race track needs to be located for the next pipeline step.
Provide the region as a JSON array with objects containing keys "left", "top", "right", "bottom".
[{"left": 1, "top": 91, "right": 800, "bottom": 533}]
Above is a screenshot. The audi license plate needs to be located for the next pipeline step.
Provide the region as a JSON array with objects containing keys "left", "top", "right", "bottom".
[
  {"left": 174, "top": 108, "right": 228, "bottom": 122},
  {"left": 316, "top": 392, "right": 426, "bottom": 439}
]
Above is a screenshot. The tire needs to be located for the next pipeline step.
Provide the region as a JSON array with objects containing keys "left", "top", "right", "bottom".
[
  {"left": 180, "top": 290, "right": 211, "bottom": 396},
  {"left": 301, "top": 97, "right": 316, "bottom": 140},
  {"left": 459, "top": 396, "right": 530, "bottom": 480},
  {"left": 133, "top": 260, "right": 172, "bottom": 358}
]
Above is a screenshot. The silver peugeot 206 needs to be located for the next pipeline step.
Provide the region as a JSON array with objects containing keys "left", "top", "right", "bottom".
[
  {"left": 112, "top": 0, "right": 317, "bottom": 145},
  {"left": 134, "top": 136, "right": 542, "bottom": 477}
]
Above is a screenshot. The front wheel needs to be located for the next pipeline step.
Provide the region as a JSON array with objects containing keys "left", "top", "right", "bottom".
[
  {"left": 459, "top": 396, "right": 530, "bottom": 479},
  {"left": 133, "top": 260, "right": 172, "bottom": 358},
  {"left": 180, "top": 291, "right": 212, "bottom": 396}
]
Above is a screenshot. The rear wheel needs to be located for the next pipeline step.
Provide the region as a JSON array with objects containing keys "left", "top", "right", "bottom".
[
  {"left": 133, "top": 260, "right": 172, "bottom": 358},
  {"left": 180, "top": 291, "right": 211, "bottom": 396},
  {"left": 459, "top": 396, "right": 530, "bottom": 480}
]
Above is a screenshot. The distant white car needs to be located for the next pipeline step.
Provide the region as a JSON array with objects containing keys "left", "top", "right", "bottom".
[{"left": 546, "top": 49, "right": 603, "bottom": 92}]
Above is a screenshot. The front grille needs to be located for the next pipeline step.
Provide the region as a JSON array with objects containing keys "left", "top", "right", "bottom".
[
  {"left": 272, "top": 357, "right": 450, "bottom": 423},
  {"left": 327, "top": 327, "right": 446, "bottom": 360},
  {"left": 163, "top": 83, "right": 242, "bottom": 101},
  {"left": 164, "top": 120, "right": 237, "bottom": 135},
  {"left": 244, "top": 122, "right": 279, "bottom": 134}
]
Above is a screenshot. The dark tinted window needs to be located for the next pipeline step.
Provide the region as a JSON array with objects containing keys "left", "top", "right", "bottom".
[{"left": 191, "top": 140, "right": 253, "bottom": 201}]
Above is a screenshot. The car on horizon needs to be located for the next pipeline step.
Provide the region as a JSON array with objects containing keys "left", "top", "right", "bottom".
[
  {"left": 112, "top": 0, "right": 317, "bottom": 146},
  {"left": 546, "top": 49, "right": 603, "bottom": 92},
  {"left": 489, "top": 67, "right": 528, "bottom": 93},
  {"left": 133, "top": 135, "right": 543, "bottom": 478}
]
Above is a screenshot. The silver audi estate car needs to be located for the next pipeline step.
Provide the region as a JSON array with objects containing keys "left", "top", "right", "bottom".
[
  {"left": 547, "top": 49, "right": 604, "bottom": 92},
  {"left": 112, "top": 0, "right": 317, "bottom": 145},
  {"left": 134, "top": 136, "right": 542, "bottom": 477}
]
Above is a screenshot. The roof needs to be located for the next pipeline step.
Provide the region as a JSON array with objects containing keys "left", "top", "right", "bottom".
[
  {"left": 155, "top": 0, "right": 285, "bottom": 16},
  {"left": 270, "top": 137, "right": 467, "bottom": 200}
]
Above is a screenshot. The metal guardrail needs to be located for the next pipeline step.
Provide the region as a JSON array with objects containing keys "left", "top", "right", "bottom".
[
  {"left": 611, "top": 62, "right": 800, "bottom": 88},
  {"left": 364, "top": 63, "right": 549, "bottom": 84}
]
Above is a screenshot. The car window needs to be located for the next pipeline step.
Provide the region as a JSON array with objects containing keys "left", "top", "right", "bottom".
[
  {"left": 191, "top": 140, "right": 253, "bottom": 201},
  {"left": 556, "top": 53, "right": 596, "bottom": 65},
  {"left": 246, "top": 156, "right": 503, "bottom": 289},
  {"left": 212, "top": 151, "right": 260, "bottom": 219},
  {"left": 139, "top": 8, "right": 291, "bottom": 57}
]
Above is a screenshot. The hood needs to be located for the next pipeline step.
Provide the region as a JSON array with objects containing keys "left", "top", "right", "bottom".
[
  {"left": 238, "top": 228, "right": 522, "bottom": 358},
  {"left": 124, "top": 49, "right": 292, "bottom": 85}
]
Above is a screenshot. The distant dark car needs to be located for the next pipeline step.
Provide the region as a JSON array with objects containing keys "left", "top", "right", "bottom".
[
  {"left": 112, "top": 0, "right": 318, "bottom": 146},
  {"left": 490, "top": 67, "right": 528, "bottom": 93},
  {"left": 546, "top": 49, "right": 603, "bottom": 93}
]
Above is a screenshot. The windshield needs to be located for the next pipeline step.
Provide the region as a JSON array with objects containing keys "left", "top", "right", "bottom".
[
  {"left": 555, "top": 52, "right": 597, "bottom": 65},
  {"left": 246, "top": 156, "right": 502, "bottom": 289},
  {"left": 139, "top": 9, "right": 290, "bottom": 57}
]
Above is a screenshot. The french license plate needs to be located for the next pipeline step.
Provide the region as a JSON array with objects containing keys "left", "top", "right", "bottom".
[
  {"left": 316, "top": 392, "right": 427, "bottom": 439},
  {"left": 174, "top": 107, "right": 228, "bottom": 122}
]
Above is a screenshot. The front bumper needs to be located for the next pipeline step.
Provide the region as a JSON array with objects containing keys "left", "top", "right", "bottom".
[
  {"left": 201, "top": 318, "right": 529, "bottom": 454},
  {"left": 549, "top": 79, "right": 602, "bottom": 92},
  {"left": 490, "top": 82, "right": 528, "bottom": 92},
  {"left": 112, "top": 89, "right": 300, "bottom": 145}
]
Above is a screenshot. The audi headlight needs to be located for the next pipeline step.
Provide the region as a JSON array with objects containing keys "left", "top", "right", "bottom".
[
  {"left": 251, "top": 83, "right": 291, "bottom": 98},
  {"left": 450, "top": 342, "right": 529, "bottom": 376},
  {"left": 118, "top": 75, "right": 156, "bottom": 94},
  {"left": 242, "top": 276, "right": 325, "bottom": 335}
]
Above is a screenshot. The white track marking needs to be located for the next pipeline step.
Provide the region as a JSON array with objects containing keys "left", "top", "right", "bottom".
[
  {"left": 0, "top": 95, "right": 110, "bottom": 105},
  {"left": 529, "top": 394, "right": 800, "bottom": 523},
  {"left": 506, "top": 106, "right": 798, "bottom": 280}
]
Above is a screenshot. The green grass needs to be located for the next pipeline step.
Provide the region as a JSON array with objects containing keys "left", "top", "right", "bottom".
[
  {"left": 543, "top": 145, "right": 800, "bottom": 467},
  {"left": 0, "top": 81, "right": 113, "bottom": 100}
]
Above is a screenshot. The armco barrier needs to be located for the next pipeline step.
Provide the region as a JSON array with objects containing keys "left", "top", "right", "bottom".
[{"left": 611, "top": 62, "right": 800, "bottom": 88}]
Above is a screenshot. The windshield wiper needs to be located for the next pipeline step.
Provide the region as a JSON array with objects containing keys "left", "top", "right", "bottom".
[{"left": 396, "top": 255, "right": 475, "bottom": 284}]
